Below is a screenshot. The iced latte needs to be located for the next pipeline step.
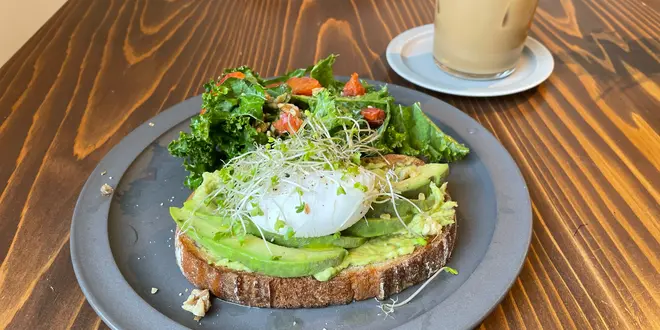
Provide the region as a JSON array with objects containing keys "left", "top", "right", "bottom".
[{"left": 433, "top": 0, "right": 539, "bottom": 80}]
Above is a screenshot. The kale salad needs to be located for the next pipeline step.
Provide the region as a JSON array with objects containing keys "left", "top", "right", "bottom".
[{"left": 168, "top": 54, "right": 469, "bottom": 190}]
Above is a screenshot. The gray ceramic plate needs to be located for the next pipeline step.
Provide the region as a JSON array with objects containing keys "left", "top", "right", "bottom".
[{"left": 71, "top": 81, "right": 531, "bottom": 330}]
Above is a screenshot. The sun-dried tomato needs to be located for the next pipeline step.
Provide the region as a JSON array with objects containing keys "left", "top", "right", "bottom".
[
  {"left": 286, "top": 77, "right": 322, "bottom": 96},
  {"left": 360, "top": 107, "right": 386, "bottom": 127},
  {"left": 273, "top": 105, "right": 304, "bottom": 134},
  {"left": 217, "top": 71, "right": 245, "bottom": 85},
  {"left": 265, "top": 81, "right": 282, "bottom": 89},
  {"left": 342, "top": 73, "right": 366, "bottom": 96}
]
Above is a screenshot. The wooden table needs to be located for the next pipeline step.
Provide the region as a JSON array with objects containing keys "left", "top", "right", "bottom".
[{"left": 1, "top": 0, "right": 658, "bottom": 329}]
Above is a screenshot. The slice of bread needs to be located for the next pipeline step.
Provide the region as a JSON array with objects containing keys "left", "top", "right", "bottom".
[{"left": 173, "top": 155, "right": 457, "bottom": 308}]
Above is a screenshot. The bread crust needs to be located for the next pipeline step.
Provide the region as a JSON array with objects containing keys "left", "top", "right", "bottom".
[
  {"left": 175, "top": 221, "right": 456, "bottom": 308},
  {"left": 174, "top": 154, "right": 457, "bottom": 308}
]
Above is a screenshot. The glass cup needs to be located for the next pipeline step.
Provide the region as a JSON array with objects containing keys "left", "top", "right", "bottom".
[{"left": 433, "top": 0, "right": 539, "bottom": 80}]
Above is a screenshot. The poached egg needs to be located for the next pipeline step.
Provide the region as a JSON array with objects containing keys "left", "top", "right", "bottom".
[{"left": 248, "top": 168, "right": 376, "bottom": 238}]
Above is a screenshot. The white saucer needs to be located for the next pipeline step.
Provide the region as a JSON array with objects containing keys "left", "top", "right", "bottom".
[{"left": 386, "top": 24, "right": 554, "bottom": 97}]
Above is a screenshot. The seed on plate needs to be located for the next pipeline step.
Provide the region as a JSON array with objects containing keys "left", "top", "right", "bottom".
[{"left": 151, "top": 287, "right": 158, "bottom": 294}]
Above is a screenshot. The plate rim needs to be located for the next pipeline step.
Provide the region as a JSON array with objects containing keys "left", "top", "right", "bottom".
[
  {"left": 70, "top": 81, "right": 532, "bottom": 330},
  {"left": 386, "top": 24, "right": 554, "bottom": 97}
]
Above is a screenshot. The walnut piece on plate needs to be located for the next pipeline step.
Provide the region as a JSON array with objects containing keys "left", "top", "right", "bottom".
[
  {"left": 100, "top": 183, "right": 114, "bottom": 196},
  {"left": 182, "top": 289, "right": 211, "bottom": 321}
]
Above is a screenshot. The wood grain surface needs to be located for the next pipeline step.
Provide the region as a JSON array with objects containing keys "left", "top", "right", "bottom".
[{"left": 0, "top": 0, "right": 658, "bottom": 329}]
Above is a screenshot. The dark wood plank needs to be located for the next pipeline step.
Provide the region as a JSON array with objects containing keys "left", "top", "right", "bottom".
[{"left": 0, "top": 0, "right": 658, "bottom": 329}]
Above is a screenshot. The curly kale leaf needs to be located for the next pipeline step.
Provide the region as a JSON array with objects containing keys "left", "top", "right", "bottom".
[
  {"left": 307, "top": 89, "right": 353, "bottom": 133},
  {"left": 168, "top": 131, "right": 218, "bottom": 189},
  {"left": 223, "top": 65, "right": 265, "bottom": 86},
  {"left": 168, "top": 76, "right": 268, "bottom": 189}
]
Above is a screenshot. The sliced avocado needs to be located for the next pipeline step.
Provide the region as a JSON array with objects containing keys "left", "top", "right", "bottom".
[
  {"left": 393, "top": 163, "right": 449, "bottom": 198},
  {"left": 171, "top": 208, "right": 348, "bottom": 277},
  {"left": 170, "top": 206, "right": 233, "bottom": 234},
  {"left": 170, "top": 206, "right": 366, "bottom": 249},
  {"left": 342, "top": 215, "right": 413, "bottom": 237},
  {"left": 257, "top": 230, "right": 367, "bottom": 249},
  {"left": 365, "top": 197, "right": 435, "bottom": 218},
  {"left": 314, "top": 235, "right": 428, "bottom": 281},
  {"left": 194, "top": 234, "right": 347, "bottom": 278}
]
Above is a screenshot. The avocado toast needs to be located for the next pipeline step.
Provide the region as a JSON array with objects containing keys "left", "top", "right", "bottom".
[
  {"left": 173, "top": 155, "right": 457, "bottom": 308},
  {"left": 168, "top": 55, "right": 468, "bottom": 308}
]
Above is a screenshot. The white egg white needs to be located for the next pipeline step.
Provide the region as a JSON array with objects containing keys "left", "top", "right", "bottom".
[{"left": 248, "top": 168, "right": 376, "bottom": 238}]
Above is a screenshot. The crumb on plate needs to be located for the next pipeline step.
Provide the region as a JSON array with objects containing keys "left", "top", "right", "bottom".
[{"left": 100, "top": 183, "right": 114, "bottom": 196}]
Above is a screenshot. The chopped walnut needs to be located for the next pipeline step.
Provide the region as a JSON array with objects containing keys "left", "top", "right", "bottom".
[
  {"left": 182, "top": 289, "right": 211, "bottom": 321},
  {"left": 255, "top": 121, "right": 270, "bottom": 133},
  {"left": 276, "top": 103, "right": 300, "bottom": 115},
  {"left": 266, "top": 93, "right": 288, "bottom": 109},
  {"left": 100, "top": 183, "right": 114, "bottom": 196}
]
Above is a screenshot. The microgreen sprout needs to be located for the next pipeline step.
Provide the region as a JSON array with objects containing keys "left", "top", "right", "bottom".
[
  {"left": 271, "top": 175, "right": 280, "bottom": 187},
  {"left": 184, "top": 112, "right": 415, "bottom": 254},
  {"left": 295, "top": 202, "right": 306, "bottom": 214},
  {"left": 274, "top": 219, "right": 286, "bottom": 231},
  {"left": 284, "top": 227, "right": 295, "bottom": 239},
  {"left": 384, "top": 170, "right": 413, "bottom": 234},
  {"left": 249, "top": 203, "right": 264, "bottom": 216},
  {"left": 350, "top": 152, "right": 361, "bottom": 164},
  {"left": 379, "top": 267, "right": 458, "bottom": 317},
  {"left": 353, "top": 182, "right": 368, "bottom": 192},
  {"left": 347, "top": 165, "right": 360, "bottom": 176}
]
